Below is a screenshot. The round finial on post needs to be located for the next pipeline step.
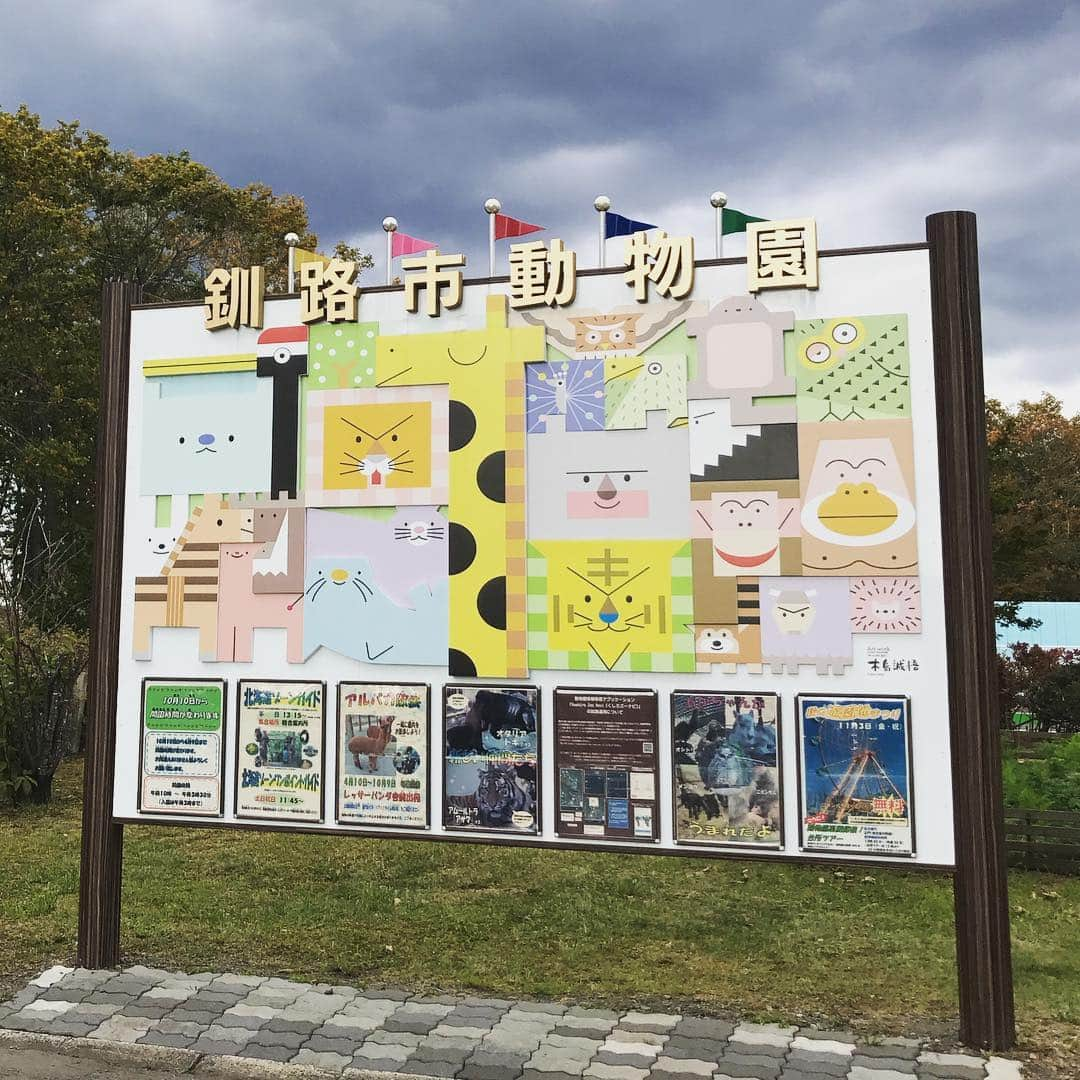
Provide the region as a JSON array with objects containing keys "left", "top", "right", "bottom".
[
  {"left": 709, "top": 191, "right": 728, "bottom": 209},
  {"left": 382, "top": 217, "right": 399, "bottom": 232},
  {"left": 484, "top": 198, "right": 502, "bottom": 215},
  {"left": 284, "top": 232, "right": 300, "bottom": 246},
  {"left": 594, "top": 195, "right": 611, "bottom": 213}
]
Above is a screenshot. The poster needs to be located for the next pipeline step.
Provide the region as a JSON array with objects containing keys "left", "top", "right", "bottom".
[
  {"left": 672, "top": 691, "right": 781, "bottom": 848},
  {"left": 797, "top": 694, "right": 914, "bottom": 856},
  {"left": 337, "top": 682, "right": 429, "bottom": 829},
  {"left": 554, "top": 688, "right": 659, "bottom": 842},
  {"left": 443, "top": 684, "right": 539, "bottom": 834},
  {"left": 138, "top": 678, "right": 226, "bottom": 816},
  {"left": 235, "top": 680, "right": 326, "bottom": 822}
]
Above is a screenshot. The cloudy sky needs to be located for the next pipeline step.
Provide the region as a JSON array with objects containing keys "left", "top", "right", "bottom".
[{"left": 2, "top": 0, "right": 1077, "bottom": 408}]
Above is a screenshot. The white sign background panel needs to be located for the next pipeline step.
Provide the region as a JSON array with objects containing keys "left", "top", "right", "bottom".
[{"left": 113, "top": 249, "right": 955, "bottom": 867}]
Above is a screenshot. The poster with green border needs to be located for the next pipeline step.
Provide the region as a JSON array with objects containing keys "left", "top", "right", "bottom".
[{"left": 138, "top": 678, "right": 226, "bottom": 816}]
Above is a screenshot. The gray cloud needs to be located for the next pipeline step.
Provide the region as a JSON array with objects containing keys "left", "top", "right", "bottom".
[{"left": 2, "top": 0, "right": 1077, "bottom": 405}]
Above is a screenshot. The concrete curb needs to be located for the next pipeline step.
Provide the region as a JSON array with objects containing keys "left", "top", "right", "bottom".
[{"left": 0, "top": 1028, "right": 443, "bottom": 1080}]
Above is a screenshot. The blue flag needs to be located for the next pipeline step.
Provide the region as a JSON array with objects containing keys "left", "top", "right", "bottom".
[{"left": 604, "top": 212, "right": 656, "bottom": 239}]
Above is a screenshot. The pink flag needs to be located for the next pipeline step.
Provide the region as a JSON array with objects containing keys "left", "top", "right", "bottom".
[{"left": 392, "top": 232, "right": 438, "bottom": 258}]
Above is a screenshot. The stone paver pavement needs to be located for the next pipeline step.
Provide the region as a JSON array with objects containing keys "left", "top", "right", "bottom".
[{"left": 0, "top": 966, "right": 1024, "bottom": 1079}]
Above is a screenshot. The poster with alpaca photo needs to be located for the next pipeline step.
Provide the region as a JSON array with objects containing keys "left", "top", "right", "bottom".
[
  {"left": 443, "top": 685, "right": 540, "bottom": 834},
  {"left": 336, "top": 682, "right": 430, "bottom": 830},
  {"left": 671, "top": 691, "right": 782, "bottom": 848}
]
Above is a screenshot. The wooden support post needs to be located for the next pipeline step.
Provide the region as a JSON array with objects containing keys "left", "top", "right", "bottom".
[
  {"left": 926, "top": 211, "right": 1016, "bottom": 1050},
  {"left": 77, "top": 279, "right": 142, "bottom": 968}
]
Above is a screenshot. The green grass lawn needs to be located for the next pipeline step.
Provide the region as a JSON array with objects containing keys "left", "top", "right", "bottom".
[{"left": 2, "top": 758, "right": 1078, "bottom": 1071}]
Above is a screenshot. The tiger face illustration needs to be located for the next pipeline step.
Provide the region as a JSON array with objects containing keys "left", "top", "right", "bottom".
[{"left": 535, "top": 540, "right": 685, "bottom": 670}]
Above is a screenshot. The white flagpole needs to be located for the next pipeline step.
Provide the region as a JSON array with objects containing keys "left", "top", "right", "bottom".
[
  {"left": 382, "top": 217, "right": 398, "bottom": 286},
  {"left": 594, "top": 195, "right": 610, "bottom": 268},
  {"left": 710, "top": 191, "right": 727, "bottom": 259},
  {"left": 484, "top": 198, "right": 501, "bottom": 276},
  {"left": 284, "top": 232, "right": 299, "bottom": 292}
]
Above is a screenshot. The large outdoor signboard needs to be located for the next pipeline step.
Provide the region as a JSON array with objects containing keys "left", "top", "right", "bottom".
[{"left": 110, "top": 235, "right": 957, "bottom": 868}]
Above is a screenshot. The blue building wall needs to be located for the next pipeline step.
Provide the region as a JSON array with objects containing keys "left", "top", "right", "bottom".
[{"left": 996, "top": 602, "right": 1080, "bottom": 651}]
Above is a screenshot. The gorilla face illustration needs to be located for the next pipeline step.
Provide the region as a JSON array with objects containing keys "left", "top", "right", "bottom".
[{"left": 801, "top": 437, "right": 915, "bottom": 548}]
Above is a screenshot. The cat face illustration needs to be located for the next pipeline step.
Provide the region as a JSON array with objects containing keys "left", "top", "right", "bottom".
[{"left": 392, "top": 515, "right": 446, "bottom": 546}]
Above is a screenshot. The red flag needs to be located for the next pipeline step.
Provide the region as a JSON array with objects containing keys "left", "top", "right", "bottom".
[
  {"left": 494, "top": 213, "right": 544, "bottom": 241},
  {"left": 392, "top": 232, "right": 438, "bottom": 258}
]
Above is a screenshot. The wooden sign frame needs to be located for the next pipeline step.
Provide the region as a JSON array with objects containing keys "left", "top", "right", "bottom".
[{"left": 77, "top": 213, "right": 1015, "bottom": 1050}]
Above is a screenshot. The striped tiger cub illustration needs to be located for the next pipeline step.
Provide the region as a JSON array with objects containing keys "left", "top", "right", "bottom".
[{"left": 133, "top": 496, "right": 254, "bottom": 660}]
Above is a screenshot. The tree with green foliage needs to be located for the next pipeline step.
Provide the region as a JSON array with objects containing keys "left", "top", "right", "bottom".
[{"left": 0, "top": 105, "right": 368, "bottom": 801}]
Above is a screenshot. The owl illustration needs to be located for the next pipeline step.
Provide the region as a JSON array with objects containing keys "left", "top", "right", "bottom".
[{"left": 569, "top": 313, "right": 643, "bottom": 354}]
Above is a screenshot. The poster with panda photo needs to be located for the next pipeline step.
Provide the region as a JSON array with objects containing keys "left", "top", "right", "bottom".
[
  {"left": 442, "top": 684, "right": 540, "bottom": 834},
  {"left": 671, "top": 691, "right": 782, "bottom": 848}
]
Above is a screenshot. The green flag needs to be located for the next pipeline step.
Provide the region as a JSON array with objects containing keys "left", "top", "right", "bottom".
[{"left": 722, "top": 208, "right": 766, "bottom": 235}]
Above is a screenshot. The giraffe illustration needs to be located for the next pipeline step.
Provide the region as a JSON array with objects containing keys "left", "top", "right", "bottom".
[{"left": 376, "top": 295, "right": 543, "bottom": 678}]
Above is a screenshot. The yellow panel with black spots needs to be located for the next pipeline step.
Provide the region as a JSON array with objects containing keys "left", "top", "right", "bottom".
[{"left": 375, "top": 296, "right": 544, "bottom": 678}]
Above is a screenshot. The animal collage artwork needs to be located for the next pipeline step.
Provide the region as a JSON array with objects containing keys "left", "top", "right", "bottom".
[{"left": 132, "top": 291, "right": 921, "bottom": 681}]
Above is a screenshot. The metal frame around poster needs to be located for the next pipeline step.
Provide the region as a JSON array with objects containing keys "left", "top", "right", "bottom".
[
  {"left": 233, "top": 678, "right": 328, "bottom": 825},
  {"left": 442, "top": 682, "right": 542, "bottom": 836},
  {"left": 334, "top": 681, "right": 432, "bottom": 831},
  {"left": 78, "top": 215, "right": 1016, "bottom": 1050},
  {"left": 670, "top": 689, "right": 784, "bottom": 852},
  {"left": 136, "top": 676, "right": 228, "bottom": 818},
  {"left": 794, "top": 692, "right": 915, "bottom": 859},
  {"left": 553, "top": 685, "right": 660, "bottom": 843}
]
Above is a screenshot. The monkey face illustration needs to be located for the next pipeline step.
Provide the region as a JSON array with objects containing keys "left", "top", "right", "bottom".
[{"left": 711, "top": 491, "right": 781, "bottom": 575}]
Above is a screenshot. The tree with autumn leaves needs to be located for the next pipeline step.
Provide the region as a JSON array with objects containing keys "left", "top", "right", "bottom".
[{"left": 987, "top": 394, "right": 1080, "bottom": 602}]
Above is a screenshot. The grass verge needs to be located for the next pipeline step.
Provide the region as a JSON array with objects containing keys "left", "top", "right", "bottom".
[{"left": 2, "top": 758, "right": 1077, "bottom": 1073}]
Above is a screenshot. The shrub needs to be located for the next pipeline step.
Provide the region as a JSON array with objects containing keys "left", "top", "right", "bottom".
[
  {"left": 0, "top": 624, "right": 87, "bottom": 804},
  {"left": 1002, "top": 733, "right": 1080, "bottom": 811}
]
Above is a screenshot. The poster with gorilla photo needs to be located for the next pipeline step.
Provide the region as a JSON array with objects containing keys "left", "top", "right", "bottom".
[
  {"left": 554, "top": 688, "right": 659, "bottom": 842},
  {"left": 336, "top": 682, "right": 430, "bottom": 829},
  {"left": 672, "top": 691, "right": 782, "bottom": 848},
  {"left": 442, "top": 684, "right": 540, "bottom": 834}
]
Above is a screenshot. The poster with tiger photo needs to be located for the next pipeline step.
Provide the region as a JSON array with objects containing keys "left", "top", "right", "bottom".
[
  {"left": 672, "top": 691, "right": 782, "bottom": 848},
  {"left": 442, "top": 684, "right": 540, "bottom": 834}
]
